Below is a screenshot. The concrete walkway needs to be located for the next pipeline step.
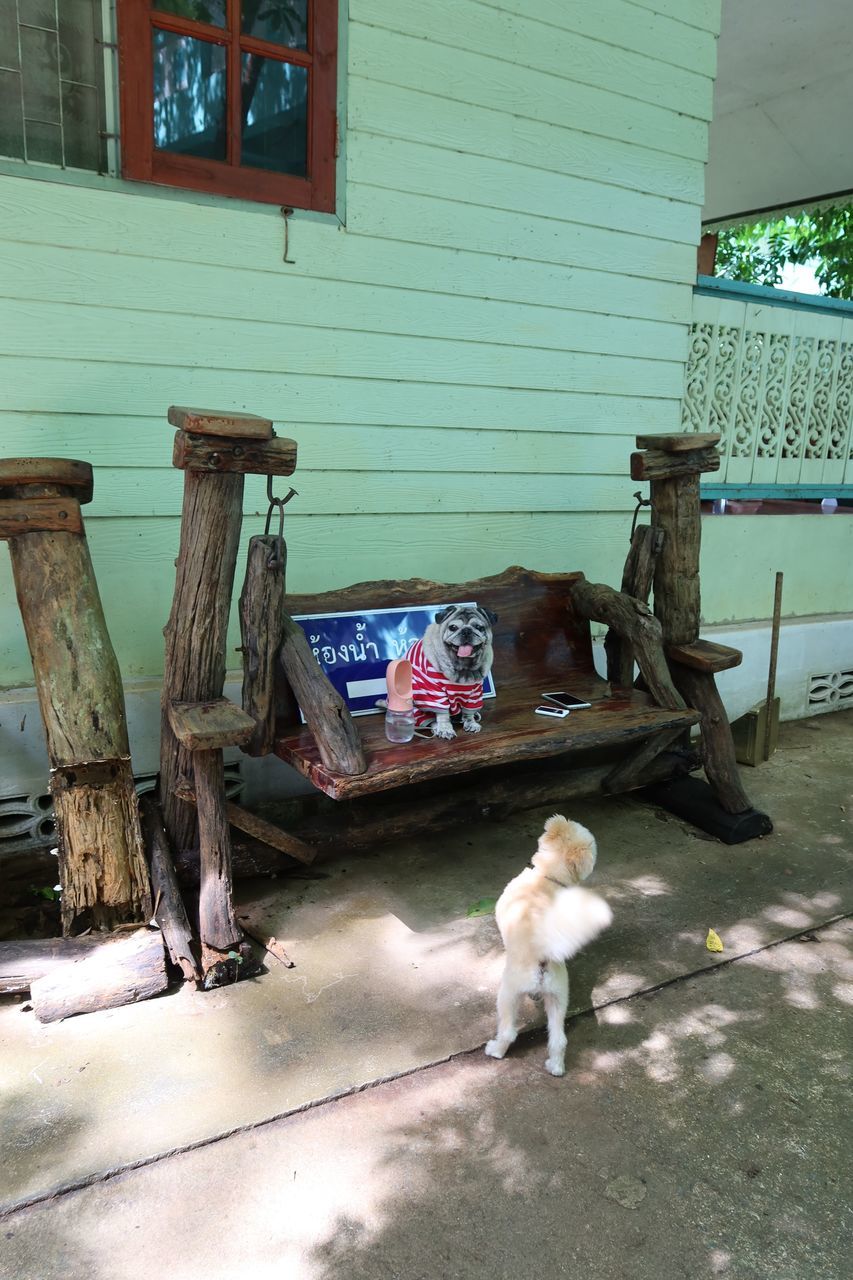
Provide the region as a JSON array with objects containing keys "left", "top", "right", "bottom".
[{"left": 1, "top": 712, "right": 851, "bottom": 1278}]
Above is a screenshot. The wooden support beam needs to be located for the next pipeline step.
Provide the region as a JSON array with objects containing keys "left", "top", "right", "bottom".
[
  {"left": 279, "top": 611, "right": 367, "bottom": 776},
  {"left": 635, "top": 432, "right": 721, "bottom": 452},
  {"left": 139, "top": 793, "right": 200, "bottom": 984},
  {"left": 160, "top": 467, "right": 244, "bottom": 857},
  {"left": 0, "top": 497, "right": 84, "bottom": 538},
  {"left": 194, "top": 749, "right": 242, "bottom": 955},
  {"left": 239, "top": 534, "right": 286, "bottom": 756},
  {"left": 167, "top": 406, "right": 274, "bottom": 439},
  {"left": 570, "top": 578, "right": 686, "bottom": 712},
  {"left": 173, "top": 781, "right": 316, "bottom": 866},
  {"left": 671, "top": 664, "right": 753, "bottom": 814},
  {"left": 651, "top": 473, "right": 701, "bottom": 646},
  {"left": 631, "top": 447, "right": 720, "bottom": 481},
  {"left": 172, "top": 432, "right": 297, "bottom": 476},
  {"left": 29, "top": 928, "right": 168, "bottom": 1023},
  {"left": 601, "top": 726, "right": 685, "bottom": 793},
  {"left": 2, "top": 465, "right": 151, "bottom": 934}
]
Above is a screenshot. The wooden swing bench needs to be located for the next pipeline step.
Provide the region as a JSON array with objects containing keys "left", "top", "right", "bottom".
[{"left": 273, "top": 567, "right": 702, "bottom": 819}]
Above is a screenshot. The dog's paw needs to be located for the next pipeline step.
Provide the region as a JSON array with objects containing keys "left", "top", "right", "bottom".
[
  {"left": 431, "top": 721, "right": 456, "bottom": 740},
  {"left": 545, "top": 1056, "right": 566, "bottom": 1077},
  {"left": 484, "top": 1039, "right": 506, "bottom": 1060},
  {"left": 462, "top": 717, "right": 482, "bottom": 734}
]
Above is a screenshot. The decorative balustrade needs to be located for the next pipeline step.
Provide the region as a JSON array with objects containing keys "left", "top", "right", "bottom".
[{"left": 683, "top": 277, "right": 853, "bottom": 492}]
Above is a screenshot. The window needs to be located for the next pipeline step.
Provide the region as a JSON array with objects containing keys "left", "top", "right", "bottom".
[
  {"left": 0, "top": 1, "right": 107, "bottom": 172},
  {"left": 117, "top": 1, "right": 337, "bottom": 210}
]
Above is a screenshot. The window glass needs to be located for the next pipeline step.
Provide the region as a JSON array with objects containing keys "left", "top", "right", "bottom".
[
  {"left": 153, "top": 30, "right": 227, "bottom": 160},
  {"left": 242, "top": 1, "right": 308, "bottom": 52},
  {"left": 241, "top": 54, "right": 307, "bottom": 175}
]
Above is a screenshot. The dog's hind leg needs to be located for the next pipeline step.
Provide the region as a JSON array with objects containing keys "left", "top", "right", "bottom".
[
  {"left": 542, "top": 962, "right": 569, "bottom": 1076},
  {"left": 485, "top": 966, "right": 524, "bottom": 1060}
]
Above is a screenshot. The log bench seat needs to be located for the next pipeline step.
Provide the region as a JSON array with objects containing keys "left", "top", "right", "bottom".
[{"left": 275, "top": 567, "right": 700, "bottom": 804}]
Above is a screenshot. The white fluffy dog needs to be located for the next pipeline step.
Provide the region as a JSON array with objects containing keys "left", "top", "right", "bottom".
[{"left": 485, "top": 814, "right": 613, "bottom": 1076}]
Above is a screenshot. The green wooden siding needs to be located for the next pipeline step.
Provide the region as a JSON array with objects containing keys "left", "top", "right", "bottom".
[{"left": 8, "top": 0, "right": 835, "bottom": 692}]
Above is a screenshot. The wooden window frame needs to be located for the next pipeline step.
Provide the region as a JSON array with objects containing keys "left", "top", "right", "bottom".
[{"left": 116, "top": 1, "right": 337, "bottom": 211}]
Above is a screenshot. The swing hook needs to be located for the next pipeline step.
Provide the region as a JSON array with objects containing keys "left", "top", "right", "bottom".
[
  {"left": 263, "top": 477, "right": 298, "bottom": 570},
  {"left": 630, "top": 489, "right": 651, "bottom": 540}
]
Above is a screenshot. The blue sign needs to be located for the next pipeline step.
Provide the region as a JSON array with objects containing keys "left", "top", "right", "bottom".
[{"left": 292, "top": 603, "right": 497, "bottom": 717}]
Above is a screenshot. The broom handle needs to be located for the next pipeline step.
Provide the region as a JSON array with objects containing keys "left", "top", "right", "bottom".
[{"left": 764, "top": 572, "right": 783, "bottom": 760}]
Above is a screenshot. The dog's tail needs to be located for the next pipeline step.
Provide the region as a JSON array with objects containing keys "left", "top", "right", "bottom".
[{"left": 539, "top": 886, "right": 613, "bottom": 963}]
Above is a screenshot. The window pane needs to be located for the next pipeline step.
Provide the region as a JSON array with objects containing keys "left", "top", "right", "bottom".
[
  {"left": 62, "top": 81, "right": 102, "bottom": 170},
  {"left": 25, "top": 118, "right": 62, "bottom": 164},
  {"left": 59, "top": 0, "right": 100, "bottom": 89},
  {"left": 153, "top": 30, "right": 227, "bottom": 161},
  {"left": 241, "top": 54, "right": 307, "bottom": 175},
  {"left": 20, "top": 24, "right": 60, "bottom": 122},
  {"left": 153, "top": 2, "right": 227, "bottom": 26},
  {"left": 241, "top": 1, "right": 308, "bottom": 52},
  {"left": 0, "top": 69, "right": 25, "bottom": 160}
]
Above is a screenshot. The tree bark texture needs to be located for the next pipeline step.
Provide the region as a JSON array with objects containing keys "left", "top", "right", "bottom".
[
  {"left": 671, "top": 664, "right": 753, "bottom": 814},
  {"left": 240, "top": 535, "right": 286, "bottom": 756},
  {"left": 7, "top": 526, "right": 150, "bottom": 935},
  {"left": 279, "top": 612, "right": 367, "bottom": 776},
  {"left": 570, "top": 579, "right": 686, "bottom": 712},
  {"left": 651, "top": 475, "right": 701, "bottom": 646},
  {"left": 29, "top": 927, "right": 168, "bottom": 1023},
  {"left": 160, "top": 470, "right": 244, "bottom": 855},
  {"left": 604, "top": 525, "right": 664, "bottom": 686},
  {"left": 139, "top": 792, "right": 200, "bottom": 983},
  {"left": 194, "top": 749, "right": 241, "bottom": 954}
]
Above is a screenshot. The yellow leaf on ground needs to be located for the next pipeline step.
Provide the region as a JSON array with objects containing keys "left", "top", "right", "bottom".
[{"left": 706, "top": 928, "right": 724, "bottom": 953}]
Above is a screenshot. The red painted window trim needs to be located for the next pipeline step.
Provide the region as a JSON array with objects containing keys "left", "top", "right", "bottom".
[{"left": 116, "top": 1, "right": 337, "bottom": 212}]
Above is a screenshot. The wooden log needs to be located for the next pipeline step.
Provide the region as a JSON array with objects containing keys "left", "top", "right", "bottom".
[
  {"left": 635, "top": 432, "right": 721, "bottom": 452},
  {"left": 160, "top": 467, "right": 245, "bottom": 856},
  {"left": 570, "top": 578, "right": 686, "bottom": 712},
  {"left": 279, "top": 611, "right": 367, "bottom": 776},
  {"left": 651, "top": 474, "right": 701, "bottom": 646},
  {"left": 604, "top": 525, "right": 664, "bottom": 686},
  {"left": 194, "top": 749, "right": 241, "bottom": 954},
  {"left": 29, "top": 928, "right": 168, "bottom": 1023},
  {"left": 0, "top": 935, "right": 104, "bottom": 995},
  {"left": 172, "top": 432, "right": 297, "bottom": 476},
  {"left": 630, "top": 446, "right": 720, "bottom": 481},
  {"left": 671, "top": 664, "right": 753, "bottom": 814},
  {"left": 167, "top": 406, "right": 274, "bottom": 439},
  {"left": 5, "top": 485, "right": 151, "bottom": 934},
  {"left": 0, "top": 497, "right": 84, "bottom": 537},
  {"left": 138, "top": 793, "right": 200, "bottom": 984},
  {"left": 239, "top": 535, "right": 286, "bottom": 756}
]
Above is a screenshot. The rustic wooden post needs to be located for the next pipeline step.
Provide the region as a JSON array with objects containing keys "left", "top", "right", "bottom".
[
  {"left": 160, "top": 408, "right": 297, "bottom": 856},
  {"left": 159, "top": 408, "right": 298, "bottom": 984},
  {"left": 0, "top": 459, "right": 151, "bottom": 934},
  {"left": 632, "top": 434, "right": 761, "bottom": 820}
]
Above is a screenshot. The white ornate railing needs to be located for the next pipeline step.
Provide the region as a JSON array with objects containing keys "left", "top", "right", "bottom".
[{"left": 683, "top": 278, "right": 853, "bottom": 491}]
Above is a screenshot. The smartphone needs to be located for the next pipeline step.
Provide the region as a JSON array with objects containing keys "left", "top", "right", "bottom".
[
  {"left": 535, "top": 704, "right": 570, "bottom": 718},
  {"left": 542, "top": 691, "right": 592, "bottom": 711}
]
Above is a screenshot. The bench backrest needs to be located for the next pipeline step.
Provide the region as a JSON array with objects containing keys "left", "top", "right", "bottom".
[{"left": 283, "top": 566, "right": 594, "bottom": 726}]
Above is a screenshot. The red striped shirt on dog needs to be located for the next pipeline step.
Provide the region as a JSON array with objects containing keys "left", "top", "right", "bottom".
[{"left": 406, "top": 639, "right": 484, "bottom": 727}]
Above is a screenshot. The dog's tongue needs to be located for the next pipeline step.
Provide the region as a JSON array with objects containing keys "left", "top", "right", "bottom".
[{"left": 457, "top": 644, "right": 474, "bottom": 658}]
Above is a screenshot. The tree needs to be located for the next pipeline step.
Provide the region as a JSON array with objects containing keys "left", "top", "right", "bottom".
[{"left": 715, "top": 204, "right": 853, "bottom": 300}]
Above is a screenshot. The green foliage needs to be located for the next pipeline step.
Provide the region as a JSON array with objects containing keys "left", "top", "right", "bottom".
[{"left": 715, "top": 205, "right": 853, "bottom": 300}]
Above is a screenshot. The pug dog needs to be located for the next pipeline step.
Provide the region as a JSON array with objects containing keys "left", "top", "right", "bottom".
[{"left": 407, "top": 604, "right": 497, "bottom": 739}]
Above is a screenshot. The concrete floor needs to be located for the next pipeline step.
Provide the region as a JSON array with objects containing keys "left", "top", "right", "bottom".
[{"left": 1, "top": 711, "right": 851, "bottom": 1278}]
